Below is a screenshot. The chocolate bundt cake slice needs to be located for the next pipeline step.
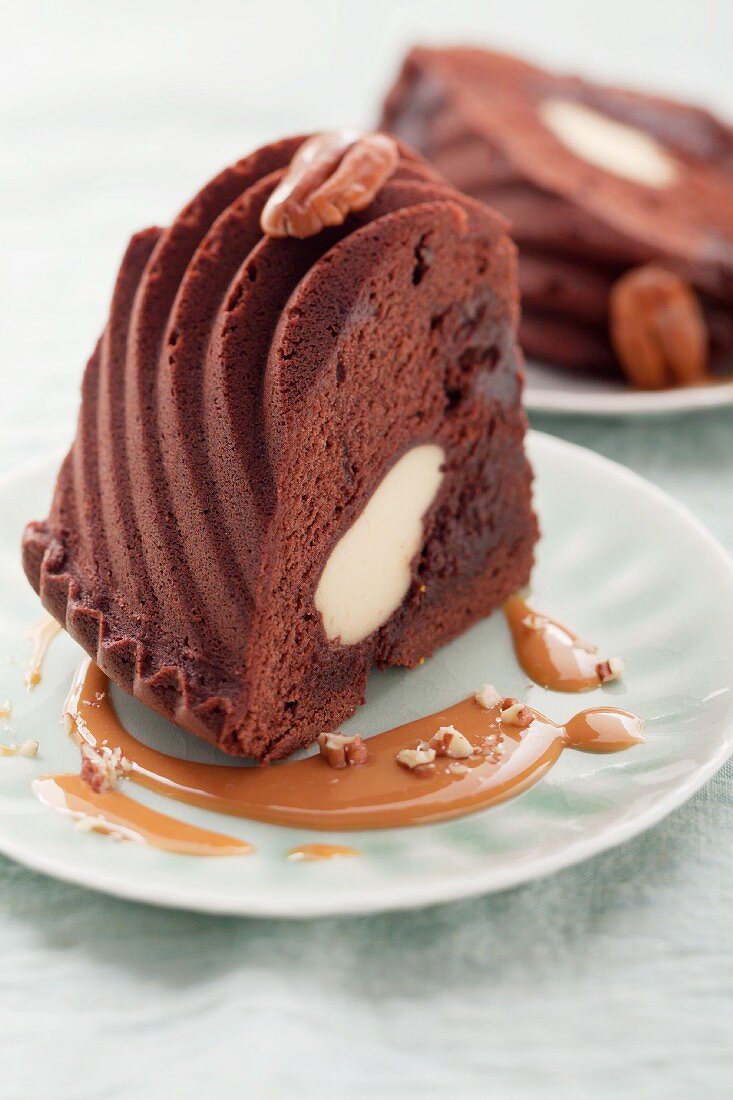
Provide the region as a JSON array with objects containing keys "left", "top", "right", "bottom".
[
  {"left": 381, "top": 47, "right": 733, "bottom": 386},
  {"left": 23, "top": 131, "right": 537, "bottom": 760}
]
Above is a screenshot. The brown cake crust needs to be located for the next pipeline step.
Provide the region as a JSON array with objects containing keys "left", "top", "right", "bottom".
[
  {"left": 381, "top": 47, "right": 733, "bottom": 378},
  {"left": 23, "top": 134, "right": 537, "bottom": 759}
]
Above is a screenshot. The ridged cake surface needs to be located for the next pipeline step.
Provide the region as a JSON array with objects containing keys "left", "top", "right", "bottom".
[{"left": 23, "top": 134, "right": 537, "bottom": 759}]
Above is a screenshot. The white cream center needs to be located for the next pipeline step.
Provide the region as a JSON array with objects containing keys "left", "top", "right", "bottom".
[
  {"left": 539, "top": 98, "right": 677, "bottom": 188},
  {"left": 315, "top": 444, "right": 445, "bottom": 645}
]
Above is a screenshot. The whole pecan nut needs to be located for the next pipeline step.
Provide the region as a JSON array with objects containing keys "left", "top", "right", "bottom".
[
  {"left": 609, "top": 264, "right": 708, "bottom": 389},
  {"left": 260, "top": 130, "right": 399, "bottom": 239}
]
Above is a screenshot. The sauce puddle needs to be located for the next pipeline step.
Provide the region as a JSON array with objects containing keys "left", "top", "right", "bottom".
[
  {"left": 41, "top": 658, "right": 643, "bottom": 840},
  {"left": 504, "top": 595, "right": 614, "bottom": 692},
  {"left": 25, "top": 615, "right": 62, "bottom": 689}
]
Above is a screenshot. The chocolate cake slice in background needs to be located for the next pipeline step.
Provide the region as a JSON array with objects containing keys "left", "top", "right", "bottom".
[
  {"left": 22, "top": 132, "right": 537, "bottom": 761},
  {"left": 381, "top": 47, "right": 733, "bottom": 387}
]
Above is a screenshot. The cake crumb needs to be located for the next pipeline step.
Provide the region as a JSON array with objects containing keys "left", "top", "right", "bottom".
[
  {"left": 0, "top": 699, "right": 12, "bottom": 721},
  {"left": 100, "top": 744, "right": 131, "bottom": 774}
]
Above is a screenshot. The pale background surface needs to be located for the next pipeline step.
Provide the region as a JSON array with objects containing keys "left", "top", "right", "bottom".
[{"left": 1, "top": 2, "right": 732, "bottom": 1097}]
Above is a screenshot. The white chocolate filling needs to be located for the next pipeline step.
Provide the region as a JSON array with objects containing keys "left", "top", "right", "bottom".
[
  {"left": 539, "top": 98, "right": 678, "bottom": 188},
  {"left": 315, "top": 444, "right": 445, "bottom": 645}
]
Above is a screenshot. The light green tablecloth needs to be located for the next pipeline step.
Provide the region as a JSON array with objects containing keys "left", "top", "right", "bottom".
[{"left": 2, "top": 410, "right": 731, "bottom": 1099}]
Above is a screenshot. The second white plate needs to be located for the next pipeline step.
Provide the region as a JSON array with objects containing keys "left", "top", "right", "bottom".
[{"left": 524, "top": 359, "right": 733, "bottom": 416}]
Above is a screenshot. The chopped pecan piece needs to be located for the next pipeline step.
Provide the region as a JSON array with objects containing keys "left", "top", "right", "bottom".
[
  {"left": 596, "top": 657, "right": 625, "bottom": 684},
  {"left": 429, "top": 725, "right": 473, "bottom": 759},
  {"left": 499, "top": 699, "right": 534, "bottom": 729},
  {"left": 396, "top": 745, "right": 436, "bottom": 771},
  {"left": 474, "top": 683, "right": 502, "bottom": 710},
  {"left": 318, "top": 731, "right": 369, "bottom": 768},
  {"left": 80, "top": 745, "right": 118, "bottom": 794}
]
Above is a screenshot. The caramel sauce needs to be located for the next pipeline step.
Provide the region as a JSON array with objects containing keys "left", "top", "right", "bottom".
[
  {"left": 53, "top": 658, "right": 643, "bottom": 835},
  {"left": 25, "top": 615, "right": 61, "bottom": 690},
  {"left": 504, "top": 595, "right": 608, "bottom": 692},
  {"left": 287, "top": 844, "right": 360, "bottom": 862},
  {"left": 33, "top": 774, "right": 251, "bottom": 856}
]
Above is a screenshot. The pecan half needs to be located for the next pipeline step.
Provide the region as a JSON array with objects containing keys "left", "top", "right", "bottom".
[
  {"left": 260, "top": 131, "right": 399, "bottom": 239},
  {"left": 609, "top": 265, "right": 708, "bottom": 389}
]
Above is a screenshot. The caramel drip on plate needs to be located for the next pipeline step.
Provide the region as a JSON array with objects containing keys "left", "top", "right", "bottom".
[
  {"left": 25, "top": 615, "right": 62, "bottom": 690},
  {"left": 33, "top": 774, "right": 251, "bottom": 857},
  {"left": 504, "top": 595, "right": 608, "bottom": 692},
  {"left": 287, "top": 844, "right": 360, "bottom": 862},
  {"left": 32, "top": 770, "right": 249, "bottom": 853},
  {"left": 53, "top": 659, "right": 643, "bottom": 834}
]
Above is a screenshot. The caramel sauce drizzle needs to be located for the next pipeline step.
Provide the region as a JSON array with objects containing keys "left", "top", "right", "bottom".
[
  {"left": 33, "top": 774, "right": 251, "bottom": 857},
  {"left": 25, "top": 614, "right": 62, "bottom": 690},
  {"left": 39, "top": 659, "right": 643, "bottom": 844},
  {"left": 504, "top": 595, "right": 609, "bottom": 692},
  {"left": 287, "top": 844, "right": 360, "bottom": 862}
]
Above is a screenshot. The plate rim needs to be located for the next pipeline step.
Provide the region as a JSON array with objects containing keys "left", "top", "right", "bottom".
[
  {"left": 1, "top": 431, "right": 732, "bottom": 918},
  {"left": 524, "top": 369, "right": 733, "bottom": 418}
]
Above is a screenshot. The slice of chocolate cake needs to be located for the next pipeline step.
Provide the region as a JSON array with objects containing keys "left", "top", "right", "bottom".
[
  {"left": 22, "top": 131, "right": 537, "bottom": 760},
  {"left": 381, "top": 47, "right": 733, "bottom": 387}
]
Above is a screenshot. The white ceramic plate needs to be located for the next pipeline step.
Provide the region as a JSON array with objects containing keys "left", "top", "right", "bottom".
[
  {"left": 1, "top": 433, "right": 732, "bottom": 917},
  {"left": 524, "top": 359, "right": 733, "bottom": 417}
]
